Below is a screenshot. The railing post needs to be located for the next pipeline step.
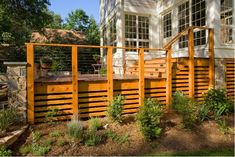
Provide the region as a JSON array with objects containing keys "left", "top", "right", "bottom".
[
  {"left": 107, "top": 47, "right": 113, "bottom": 104},
  {"left": 166, "top": 46, "right": 172, "bottom": 110},
  {"left": 139, "top": 48, "right": 145, "bottom": 106},
  {"left": 208, "top": 29, "right": 215, "bottom": 88},
  {"left": 27, "top": 43, "right": 35, "bottom": 124},
  {"left": 188, "top": 28, "right": 195, "bottom": 98},
  {"left": 72, "top": 46, "right": 78, "bottom": 119}
]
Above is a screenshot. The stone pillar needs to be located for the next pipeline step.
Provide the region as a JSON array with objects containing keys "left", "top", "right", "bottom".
[
  {"left": 4, "top": 62, "right": 27, "bottom": 123},
  {"left": 214, "top": 59, "right": 226, "bottom": 89}
]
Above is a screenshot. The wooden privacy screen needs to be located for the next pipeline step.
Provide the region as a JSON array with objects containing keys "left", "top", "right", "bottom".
[
  {"left": 34, "top": 79, "right": 166, "bottom": 123},
  {"left": 225, "top": 58, "right": 235, "bottom": 101}
]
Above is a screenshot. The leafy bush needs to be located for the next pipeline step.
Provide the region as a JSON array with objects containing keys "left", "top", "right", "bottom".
[
  {"left": 136, "top": 98, "right": 164, "bottom": 141},
  {"left": 88, "top": 117, "right": 102, "bottom": 131},
  {"left": 0, "top": 148, "right": 12, "bottom": 156},
  {"left": 107, "top": 95, "right": 125, "bottom": 123},
  {"left": 0, "top": 108, "right": 17, "bottom": 132},
  {"left": 199, "top": 88, "right": 232, "bottom": 121},
  {"left": 67, "top": 120, "right": 83, "bottom": 139},
  {"left": 84, "top": 131, "right": 102, "bottom": 146},
  {"left": 172, "top": 91, "right": 198, "bottom": 128},
  {"left": 49, "top": 130, "right": 62, "bottom": 137},
  {"left": 31, "top": 144, "right": 51, "bottom": 156},
  {"left": 45, "top": 108, "right": 59, "bottom": 124}
]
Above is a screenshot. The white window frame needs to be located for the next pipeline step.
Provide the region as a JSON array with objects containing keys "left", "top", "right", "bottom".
[
  {"left": 125, "top": 14, "right": 150, "bottom": 52},
  {"left": 162, "top": 12, "right": 172, "bottom": 39}
]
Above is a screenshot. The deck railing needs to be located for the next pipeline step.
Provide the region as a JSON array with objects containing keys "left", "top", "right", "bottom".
[{"left": 26, "top": 26, "right": 215, "bottom": 124}]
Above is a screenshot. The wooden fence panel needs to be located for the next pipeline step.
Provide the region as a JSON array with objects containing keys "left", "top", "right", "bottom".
[{"left": 225, "top": 58, "right": 235, "bottom": 101}]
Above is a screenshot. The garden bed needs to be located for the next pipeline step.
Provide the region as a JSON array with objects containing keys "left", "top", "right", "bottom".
[{"left": 10, "top": 113, "right": 234, "bottom": 156}]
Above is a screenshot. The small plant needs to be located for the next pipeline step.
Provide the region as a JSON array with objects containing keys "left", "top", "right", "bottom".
[
  {"left": 45, "top": 108, "right": 59, "bottom": 124},
  {"left": 88, "top": 117, "right": 102, "bottom": 131},
  {"left": 32, "top": 131, "right": 42, "bottom": 143},
  {"left": 92, "top": 54, "right": 100, "bottom": 63},
  {"left": 100, "top": 67, "right": 106, "bottom": 76},
  {"left": 172, "top": 91, "right": 198, "bottom": 129},
  {"left": 67, "top": 120, "right": 83, "bottom": 139},
  {"left": 107, "top": 95, "right": 125, "bottom": 123},
  {"left": 19, "top": 145, "right": 31, "bottom": 155},
  {"left": 136, "top": 98, "right": 164, "bottom": 141},
  {"left": 105, "top": 129, "right": 130, "bottom": 145},
  {"left": 0, "top": 107, "right": 17, "bottom": 132},
  {"left": 49, "top": 130, "right": 62, "bottom": 137},
  {"left": 0, "top": 147, "right": 12, "bottom": 156},
  {"left": 40, "top": 56, "right": 53, "bottom": 69},
  {"left": 84, "top": 131, "right": 102, "bottom": 146},
  {"left": 106, "top": 129, "right": 118, "bottom": 141},
  {"left": 57, "top": 139, "right": 66, "bottom": 146},
  {"left": 117, "top": 133, "right": 130, "bottom": 145},
  {"left": 199, "top": 88, "right": 232, "bottom": 121},
  {"left": 217, "top": 119, "right": 230, "bottom": 134},
  {"left": 31, "top": 144, "right": 51, "bottom": 156}
]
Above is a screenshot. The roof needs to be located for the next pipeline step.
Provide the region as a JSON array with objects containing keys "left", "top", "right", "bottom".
[{"left": 30, "top": 28, "right": 86, "bottom": 44}]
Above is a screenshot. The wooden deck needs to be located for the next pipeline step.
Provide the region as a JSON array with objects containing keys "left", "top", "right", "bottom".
[{"left": 26, "top": 26, "right": 222, "bottom": 123}]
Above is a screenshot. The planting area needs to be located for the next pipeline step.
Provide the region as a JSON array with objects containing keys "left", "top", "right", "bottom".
[{"left": 10, "top": 113, "right": 234, "bottom": 156}]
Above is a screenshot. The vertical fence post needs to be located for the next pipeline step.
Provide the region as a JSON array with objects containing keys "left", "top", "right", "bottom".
[
  {"left": 139, "top": 48, "right": 145, "bottom": 106},
  {"left": 188, "top": 28, "right": 195, "bottom": 98},
  {"left": 166, "top": 46, "right": 172, "bottom": 110},
  {"left": 107, "top": 47, "right": 113, "bottom": 104},
  {"left": 27, "top": 43, "right": 35, "bottom": 124},
  {"left": 72, "top": 46, "right": 78, "bottom": 119},
  {"left": 208, "top": 29, "right": 215, "bottom": 88}
]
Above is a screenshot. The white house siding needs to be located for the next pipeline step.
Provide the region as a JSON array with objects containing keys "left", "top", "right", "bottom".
[{"left": 100, "top": 0, "right": 235, "bottom": 72}]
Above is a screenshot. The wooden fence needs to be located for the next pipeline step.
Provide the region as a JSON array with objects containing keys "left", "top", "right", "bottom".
[{"left": 27, "top": 26, "right": 216, "bottom": 123}]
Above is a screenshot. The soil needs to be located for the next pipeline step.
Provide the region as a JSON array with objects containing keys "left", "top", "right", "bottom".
[
  {"left": 0, "top": 123, "right": 24, "bottom": 138},
  {"left": 10, "top": 113, "right": 234, "bottom": 156}
]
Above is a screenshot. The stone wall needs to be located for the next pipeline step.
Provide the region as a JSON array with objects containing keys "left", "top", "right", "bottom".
[
  {"left": 215, "top": 59, "right": 226, "bottom": 89},
  {"left": 4, "top": 62, "right": 27, "bottom": 123}
]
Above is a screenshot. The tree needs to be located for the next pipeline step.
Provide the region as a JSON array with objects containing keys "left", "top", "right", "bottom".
[
  {"left": 47, "top": 11, "right": 63, "bottom": 29},
  {"left": 64, "top": 9, "right": 89, "bottom": 32},
  {"left": 0, "top": 0, "right": 53, "bottom": 45},
  {"left": 64, "top": 9, "right": 100, "bottom": 45}
]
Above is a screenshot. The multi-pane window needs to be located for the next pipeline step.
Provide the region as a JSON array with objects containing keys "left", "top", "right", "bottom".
[
  {"left": 221, "top": 0, "right": 234, "bottom": 44},
  {"left": 109, "top": 15, "right": 117, "bottom": 46},
  {"left": 178, "top": 1, "right": 189, "bottom": 48},
  {"left": 125, "top": 14, "right": 149, "bottom": 51},
  {"left": 177, "top": 0, "right": 206, "bottom": 48},
  {"left": 163, "top": 12, "right": 172, "bottom": 38},
  {"left": 192, "top": 0, "right": 206, "bottom": 46}
]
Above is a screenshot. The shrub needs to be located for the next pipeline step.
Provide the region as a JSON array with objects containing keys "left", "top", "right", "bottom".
[
  {"left": 67, "top": 120, "right": 83, "bottom": 139},
  {"left": 45, "top": 108, "right": 59, "bottom": 124},
  {"left": 136, "top": 98, "right": 164, "bottom": 141},
  {"left": 49, "top": 130, "right": 62, "bottom": 137},
  {"left": 0, "top": 148, "right": 12, "bottom": 156},
  {"left": 31, "top": 131, "right": 42, "bottom": 143},
  {"left": 0, "top": 108, "right": 17, "bottom": 132},
  {"left": 172, "top": 91, "right": 198, "bottom": 129},
  {"left": 107, "top": 95, "right": 125, "bottom": 123},
  {"left": 199, "top": 88, "right": 232, "bottom": 121},
  {"left": 88, "top": 117, "right": 102, "bottom": 131},
  {"left": 31, "top": 144, "right": 51, "bottom": 156},
  {"left": 84, "top": 131, "right": 102, "bottom": 146}
]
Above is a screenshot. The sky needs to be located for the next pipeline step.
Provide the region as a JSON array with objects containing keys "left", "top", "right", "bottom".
[{"left": 49, "top": 0, "right": 100, "bottom": 23}]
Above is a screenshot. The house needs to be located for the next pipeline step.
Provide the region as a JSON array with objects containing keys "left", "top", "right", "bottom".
[{"left": 99, "top": 0, "right": 235, "bottom": 80}]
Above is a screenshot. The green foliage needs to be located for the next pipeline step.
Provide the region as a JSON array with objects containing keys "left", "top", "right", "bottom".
[
  {"left": 92, "top": 54, "right": 100, "bottom": 61},
  {"left": 67, "top": 120, "right": 83, "bottom": 139},
  {"left": 100, "top": 67, "right": 107, "bottom": 76},
  {"left": 0, "top": 108, "right": 17, "bottom": 131},
  {"left": 0, "top": 148, "right": 12, "bottom": 156},
  {"left": 88, "top": 117, "right": 102, "bottom": 132},
  {"left": 217, "top": 119, "right": 230, "bottom": 134},
  {"left": 105, "top": 129, "right": 130, "bottom": 145},
  {"left": 136, "top": 98, "right": 164, "bottom": 141},
  {"left": 31, "top": 144, "right": 51, "bottom": 156},
  {"left": 107, "top": 95, "right": 125, "bottom": 123},
  {"left": 199, "top": 88, "right": 232, "bottom": 121},
  {"left": 172, "top": 91, "right": 198, "bottom": 129},
  {"left": 57, "top": 139, "right": 66, "bottom": 147},
  {"left": 49, "top": 130, "right": 62, "bottom": 138},
  {"left": 45, "top": 108, "right": 59, "bottom": 124},
  {"left": 84, "top": 131, "right": 102, "bottom": 146},
  {"left": 32, "top": 131, "right": 42, "bottom": 143},
  {"left": 19, "top": 145, "right": 31, "bottom": 155}
]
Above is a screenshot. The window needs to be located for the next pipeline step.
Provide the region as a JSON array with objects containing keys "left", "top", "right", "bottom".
[
  {"left": 125, "top": 14, "right": 149, "bottom": 51},
  {"left": 109, "top": 15, "right": 117, "bottom": 46},
  {"left": 178, "top": 1, "right": 189, "bottom": 48},
  {"left": 221, "top": 0, "right": 234, "bottom": 44},
  {"left": 192, "top": 0, "right": 206, "bottom": 46},
  {"left": 177, "top": 0, "right": 206, "bottom": 48},
  {"left": 163, "top": 12, "right": 172, "bottom": 38}
]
